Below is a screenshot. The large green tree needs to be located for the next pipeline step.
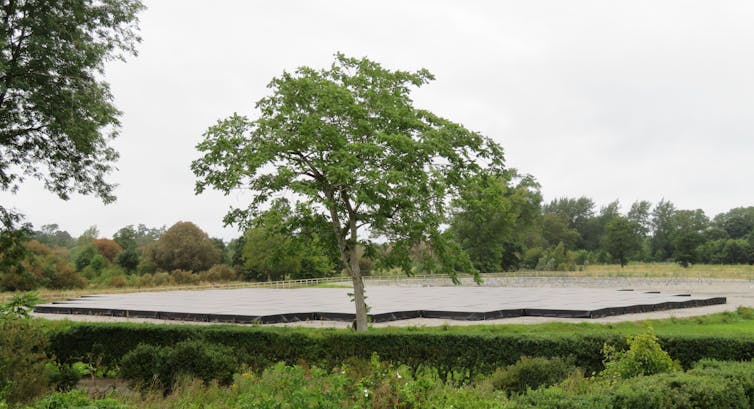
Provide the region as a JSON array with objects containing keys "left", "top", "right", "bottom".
[
  {"left": 0, "top": 0, "right": 143, "bottom": 281},
  {"left": 192, "top": 54, "right": 506, "bottom": 331},
  {"left": 0, "top": 0, "right": 143, "bottom": 201},
  {"left": 149, "top": 221, "right": 222, "bottom": 273}
]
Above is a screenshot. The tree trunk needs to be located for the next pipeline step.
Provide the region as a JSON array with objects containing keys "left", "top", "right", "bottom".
[{"left": 350, "top": 245, "right": 369, "bottom": 331}]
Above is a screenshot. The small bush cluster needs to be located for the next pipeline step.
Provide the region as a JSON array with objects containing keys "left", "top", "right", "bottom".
[
  {"left": 119, "top": 340, "right": 238, "bottom": 391},
  {"left": 489, "top": 355, "right": 579, "bottom": 395},
  {"left": 511, "top": 360, "right": 754, "bottom": 409},
  {"left": 23, "top": 389, "right": 125, "bottom": 409},
  {"left": 601, "top": 330, "right": 680, "bottom": 380}
]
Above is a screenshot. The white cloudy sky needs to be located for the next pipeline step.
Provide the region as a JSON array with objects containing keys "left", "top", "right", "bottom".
[{"left": 3, "top": 0, "right": 754, "bottom": 240}]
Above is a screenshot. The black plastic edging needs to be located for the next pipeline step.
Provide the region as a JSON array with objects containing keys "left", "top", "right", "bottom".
[{"left": 33, "top": 296, "right": 727, "bottom": 324}]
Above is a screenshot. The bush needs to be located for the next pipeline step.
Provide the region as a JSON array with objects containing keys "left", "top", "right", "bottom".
[
  {"left": 25, "top": 389, "right": 126, "bottom": 409},
  {"left": 170, "top": 269, "right": 198, "bottom": 285},
  {"left": 689, "top": 360, "right": 754, "bottom": 404},
  {"left": 200, "top": 264, "right": 238, "bottom": 282},
  {"left": 47, "top": 265, "right": 87, "bottom": 290},
  {"left": 601, "top": 330, "right": 680, "bottom": 380},
  {"left": 119, "top": 340, "right": 238, "bottom": 391},
  {"left": 489, "top": 356, "right": 579, "bottom": 395},
  {"left": 509, "top": 360, "right": 754, "bottom": 408},
  {"left": 0, "top": 319, "right": 50, "bottom": 404},
  {"left": 107, "top": 275, "right": 128, "bottom": 288},
  {"left": 119, "top": 343, "right": 164, "bottom": 389},
  {"left": 152, "top": 271, "right": 172, "bottom": 286},
  {"left": 610, "top": 372, "right": 747, "bottom": 409},
  {"left": 48, "top": 364, "right": 82, "bottom": 392},
  {"left": 137, "top": 273, "right": 154, "bottom": 287}
]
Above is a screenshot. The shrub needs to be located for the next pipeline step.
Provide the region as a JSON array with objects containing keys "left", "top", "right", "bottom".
[
  {"left": 47, "top": 262, "right": 87, "bottom": 289},
  {"left": 119, "top": 340, "right": 238, "bottom": 391},
  {"left": 167, "top": 339, "right": 237, "bottom": 386},
  {"left": 0, "top": 319, "right": 50, "bottom": 404},
  {"left": 119, "top": 343, "right": 164, "bottom": 390},
  {"left": 690, "top": 360, "right": 754, "bottom": 404},
  {"left": 512, "top": 387, "right": 612, "bottom": 409},
  {"left": 601, "top": 330, "right": 680, "bottom": 380},
  {"left": 25, "top": 389, "right": 126, "bottom": 409},
  {"left": 170, "top": 269, "right": 198, "bottom": 285},
  {"left": 107, "top": 275, "right": 128, "bottom": 288},
  {"left": 489, "top": 356, "right": 579, "bottom": 395},
  {"left": 136, "top": 255, "right": 158, "bottom": 275},
  {"left": 200, "top": 264, "right": 238, "bottom": 282},
  {"left": 138, "top": 273, "right": 154, "bottom": 287},
  {"left": 48, "top": 364, "right": 82, "bottom": 392},
  {"left": 152, "top": 271, "right": 172, "bottom": 286},
  {"left": 89, "top": 254, "right": 107, "bottom": 273},
  {"left": 610, "top": 372, "right": 748, "bottom": 409}
]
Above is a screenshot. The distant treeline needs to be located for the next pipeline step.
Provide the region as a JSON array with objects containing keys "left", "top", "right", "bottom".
[{"left": 2, "top": 197, "right": 753, "bottom": 292}]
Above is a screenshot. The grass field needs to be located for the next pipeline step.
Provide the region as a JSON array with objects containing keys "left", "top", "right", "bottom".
[
  {"left": 581, "top": 262, "right": 754, "bottom": 279},
  {"left": 369, "top": 307, "right": 754, "bottom": 337}
]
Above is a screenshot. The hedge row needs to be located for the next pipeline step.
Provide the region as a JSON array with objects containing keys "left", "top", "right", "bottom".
[{"left": 46, "top": 323, "right": 754, "bottom": 375}]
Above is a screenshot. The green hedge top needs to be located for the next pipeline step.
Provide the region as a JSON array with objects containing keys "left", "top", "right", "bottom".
[{"left": 45, "top": 320, "right": 754, "bottom": 376}]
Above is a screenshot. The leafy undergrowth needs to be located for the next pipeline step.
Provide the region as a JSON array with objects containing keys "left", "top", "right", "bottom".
[
  {"left": 24, "top": 356, "right": 508, "bottom": 409},
  {"left": 20, "top": 354, "right": 754, "bottom": 409}
]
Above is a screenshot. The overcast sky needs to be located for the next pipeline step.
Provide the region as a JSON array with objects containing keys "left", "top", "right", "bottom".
[{"left": 2, "top": 1, "right": 754, "bottom": 240}]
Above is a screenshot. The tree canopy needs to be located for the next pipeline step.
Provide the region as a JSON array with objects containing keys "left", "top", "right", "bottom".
[
  {"left": 149, "top": 221, "right": 222, "bottom": 273},
  {"left": 193, "top": 53, "right": 507, "bottom": 330},
  {"left": 0, "top": 0, "right": 144, "bottom": 281},
  {"left": 0, "top": 0, "right": 144, "bottom": 202},
  {"left": 449, "top": 172, "right": 541, "bottom": 273}
]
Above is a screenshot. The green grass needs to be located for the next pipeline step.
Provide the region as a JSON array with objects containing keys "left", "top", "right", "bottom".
[
  {"left": 365, "top": 306, "right": 754, "bottom": 338},
  {"left": 580, "top": 262, "right": 754, "bottom": 279}
]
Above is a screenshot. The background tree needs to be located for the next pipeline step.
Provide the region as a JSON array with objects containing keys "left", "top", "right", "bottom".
[
  {"left": 93, "top": 238, "right": 122, "bottom": 262},
  {"left": 670, "top": 209, "right": 709, "bottom": 267},
  {"left": 627, "top": 200, "right": 652, "bottom": 260},
  {"left": 713, "top": 207, "right": 754, "bottom": 240},
  {"left": 150, "top": 221, "right": 222, "bottom": 272},
  {"left": 603, "top": 216, "right": 641, "bottom": 267},
  {"left": 543, "top": 197, "right": 595, "bottom": 248},
  {"left": 449, "top": 172, "right": 541, "bottom": 273},
  {"left": 540, "top": 213, "right": 580, "bottom": 249},
  {"left": 32, "top": 224, "right": 76, "bottom": 249},
  {"left": 193, "top": 54, "right": 506, "bottom": 331},
  {"left": 113, "top": 224, "right": 165, "bottom": 249},
  {"left": 627, "top": 200, "right": 652, "bottom": 237},
  {"left": 581, "top": 200, "right": 620, "bottom": 254},
  {"left": 650, "top": 199, "right": 676, "bottom": 261},
  {"left": 241, "top": 199, "right": 336, "bottom": 281}
]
